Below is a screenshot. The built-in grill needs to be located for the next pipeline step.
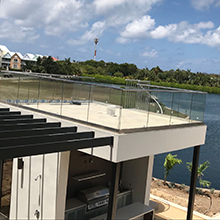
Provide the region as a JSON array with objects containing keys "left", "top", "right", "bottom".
[{"left": 77, "top": 185, "right": 109, "bottom": 212}]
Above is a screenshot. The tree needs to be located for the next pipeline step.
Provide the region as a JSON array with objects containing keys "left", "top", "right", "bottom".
[
  {"left": 114, "top": 71, "right": 123, "bottom": 78},
  {"left": 164, "top": 153, "right": 182, "bottom": 184},
  {"left": 186, "top": 161, "right": 211, "bottom": 188}
]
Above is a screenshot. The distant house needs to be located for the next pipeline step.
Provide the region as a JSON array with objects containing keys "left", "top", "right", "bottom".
[
  {"left": 1, "top": 52, "right": 14, "bottom": 69},
  {"left": 0, "top": 45, "right": 10, "bottom": 68},
  {"left": 22, "top": 53, "right": 35, "bottom": 61},
  {"left": 10, "top": 53, "right": 23, "bottom": 69}
]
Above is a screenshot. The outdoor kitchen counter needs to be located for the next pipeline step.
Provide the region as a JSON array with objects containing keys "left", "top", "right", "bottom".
[{"left": 90, "top": 202, "right": 154, "bottom": 220}]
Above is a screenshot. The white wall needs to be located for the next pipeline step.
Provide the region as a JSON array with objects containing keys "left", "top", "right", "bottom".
[
  {"left": 122, "top": 155, "right": 154, "bottom": 205},
  {"left": 116, "top": 125, "right": 207, "bottom": 162}
]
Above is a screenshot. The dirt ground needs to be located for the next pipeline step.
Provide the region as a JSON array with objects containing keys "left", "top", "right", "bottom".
[{"left": 151, "top": 177, "right": 220, "bottom": 217}]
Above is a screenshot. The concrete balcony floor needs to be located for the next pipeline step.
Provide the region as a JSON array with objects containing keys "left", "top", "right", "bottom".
[{"left": 21, "top": 102, "right": 196, "bottom": 130}]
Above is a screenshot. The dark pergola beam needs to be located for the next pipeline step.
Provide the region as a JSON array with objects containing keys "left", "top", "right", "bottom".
[
  {"left": 187, "top": 145, "right": 200, "bottom": 220},
  {"left": 0, "top": 136, "right": 114, "bottom": 159},
  {"left": 0, "top": 118, "right": 46, "bottom": 125},
  {"left": 0, "top": 111, "right": 21, "bottom": 115},
  {"left": 0, "top": 115, "right": 33, "bottom": 120},
  {"left": 0, "top": 122, "right": 61, "bottom": 131},
  {"left": 0, "top": 131, "right": 95, "bottom": 147},
  {"left": 0, "top": 108, "right": 9, "bottom": 112},
  {"left": 0, "top": 126, "right": 77, "bottom": 139}
]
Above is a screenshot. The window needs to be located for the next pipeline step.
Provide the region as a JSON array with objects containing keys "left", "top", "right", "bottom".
[
  {"left": 13, "top": 59, "right": 18, "bottom": 63},
  {"left": 13, "top": 64, "right": 18, "bottom": 69}
]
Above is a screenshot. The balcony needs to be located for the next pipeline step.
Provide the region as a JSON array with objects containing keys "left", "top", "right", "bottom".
[{"left": 0, "top": 71, "right": 206, "bottom": 132}]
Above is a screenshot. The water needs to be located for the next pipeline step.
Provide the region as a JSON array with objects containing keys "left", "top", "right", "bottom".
[{"left": 153, "top": 93, "right": 220, "bottom": 189}]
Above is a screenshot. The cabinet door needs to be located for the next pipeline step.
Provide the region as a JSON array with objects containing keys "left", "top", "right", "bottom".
[
  {"left": 117, "top": 191, "right": 132, "bottom": 209},
  {"left": 65, "top": 207, "right": 85, "bottom": 220},
  {"left": 117, "top": 195, "right": 125, "bottom": 209},
  {"left": 125, "top": 193, "right": 132, "bottom": 206}
]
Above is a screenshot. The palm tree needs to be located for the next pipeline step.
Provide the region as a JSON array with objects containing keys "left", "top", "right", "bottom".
[
  {"left": 186, "top": 161, "right": 211, "bottom": 188},
  {"left": 164, "top": 154, "right": 182, "bottom": 184}
]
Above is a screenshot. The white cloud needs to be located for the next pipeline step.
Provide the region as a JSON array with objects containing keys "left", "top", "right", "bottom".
[
  {"left": 202, "top": 27, "right": 220, "bottom": 47},
  {"left": 67, "top": 21, "right": 106, "bottom": 45},
  {"left": 191, "top": 0, "right": 220, "bottom": 10},
  {"left": 116, "top": 37, "right": 131, "bottom": 44},
  {"left": 93, "top": 0, "right": 126, "bottom": 13},
  {"left": 0, "top": 0, "right": 91, "bottom": 37},
  {"left": 140, "top": 48, "right": 158, "bottom": 58},
  {"left": 0, "top": 21, "right": 39, "bottom": 43},
  {"left": 120, "top": 16, "right": 155, "bottom": 38},
  {"left": 94, "top": 0, "right": 163, "bottom": 27},
  {"left": 117, "top": 19, "right": 220, "bottom": 48},
  {"left": 151, "top": 24, "right": 177, "bottom": 39},
  {"left": 197, "top": 21, "right": 214, "bottom": 29},
  {"left": 0, "top": 0, "right": 163, "bottom": 43},
  {"left": 150, "top": 21, "right": 219, "bottom": 46}
]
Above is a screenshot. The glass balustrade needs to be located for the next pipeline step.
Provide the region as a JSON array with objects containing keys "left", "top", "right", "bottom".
[{"left": 0, "top": 71, "right": 207, "bottom": 130}]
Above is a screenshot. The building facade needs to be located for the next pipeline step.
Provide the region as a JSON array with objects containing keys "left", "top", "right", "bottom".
[{"left": 10, "top": 53, "right": 22, "bottom": 69}]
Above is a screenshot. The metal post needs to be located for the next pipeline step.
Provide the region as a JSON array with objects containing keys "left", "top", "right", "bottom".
[
  {"left": 187, "top": 145, "right": 200, "bottom": 220},
  {"left": 107, "top": 162, "right": 121, "bottom": 220}
]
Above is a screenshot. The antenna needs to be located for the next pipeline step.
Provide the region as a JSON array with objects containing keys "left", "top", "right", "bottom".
[{"left": 94, "top": 38, "right": 98, "bottom": 61}]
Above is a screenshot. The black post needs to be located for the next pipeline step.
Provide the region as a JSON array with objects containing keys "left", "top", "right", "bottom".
[
  {"left": 107, "top": 162, "right": 121, "bottom": 220},
  {"left": 187, "top": 145, "right": 200, "bottom": 220}
]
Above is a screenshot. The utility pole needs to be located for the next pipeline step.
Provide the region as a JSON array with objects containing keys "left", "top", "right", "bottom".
[{"left": 94, "top": 38, "right": 98, "bottom": 61}]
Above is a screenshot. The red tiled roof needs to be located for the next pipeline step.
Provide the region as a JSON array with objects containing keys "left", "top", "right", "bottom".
[{"left": 52, "top": 57, "right": 59, "bottom": 61}]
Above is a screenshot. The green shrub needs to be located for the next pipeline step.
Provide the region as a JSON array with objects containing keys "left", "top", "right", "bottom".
[
  {"left": 210, "top": 188, "right": 215, "bottom": 194},
  {"left": 157, "top": 181, "right": 161, "bottom": 186},
  {"left": 196, "top": 188, "right": 203, "bottom": 195},
  {"left": 180, "top": 184, "right": 186, "bottom": 190},
  {"left": 185, "top": 188, "right": 190, "bottom": 194},
  {"left": 167, "top": 182, "right": 176, "bottom": 188}
]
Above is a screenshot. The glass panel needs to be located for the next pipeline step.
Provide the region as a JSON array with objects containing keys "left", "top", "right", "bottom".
[
  {"left": 147, "top": 91, "right": 173, "bottom": 127},
  {"left": 190, "top": 93, "right": 207, "bottom": 122},
  {"left": 170, "top": 92, "right": 192, "bottom": 125},
  {"left": 120, "top": 90, "right": 148, "bottom": 129},
  {"left": 61, "top": 82, "right": 89, "bottom": 121},
  {"left": 17, "top": 74, "right": 34, "bottom": 105},
  {"left": 26, "top": 76, "right": 40, "bottom": 109},
  {"left": 38, "top": 78, "right": 62, "bottom": 115},
  {"left": 88, "top": 86, "right": 120, "bottom": 129},
  {"left": 0, "top": 73, "right": 20, "bottom": 104}
]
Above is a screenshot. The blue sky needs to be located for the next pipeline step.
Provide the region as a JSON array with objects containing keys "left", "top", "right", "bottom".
[{"left": 1, "top": 0, "right": 220, "bottom": 73}]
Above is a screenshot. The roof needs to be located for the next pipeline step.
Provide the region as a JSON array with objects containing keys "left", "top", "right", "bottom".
[
  {"left": 52, "top": 57, "right": 59, "bottom": 61},
  {"left": 23, "top": 53, "right": 35, "bottom": 60},
  {"left": 0, "top": 45, "right": 9, "bottom": 52},
  {"left": 32, "top": 54, "right": 43, "bottom": 61},
  {"left": 2, "top": 52, "right": 15, "bottom": 58},
  {"left": 13, "top": 52, "right": 23, "bottom": 59}
]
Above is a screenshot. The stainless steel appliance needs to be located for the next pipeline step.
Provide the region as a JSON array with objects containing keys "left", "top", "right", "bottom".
[{"left": 77, "top": 185, "right": 109, "bottom": 212}]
